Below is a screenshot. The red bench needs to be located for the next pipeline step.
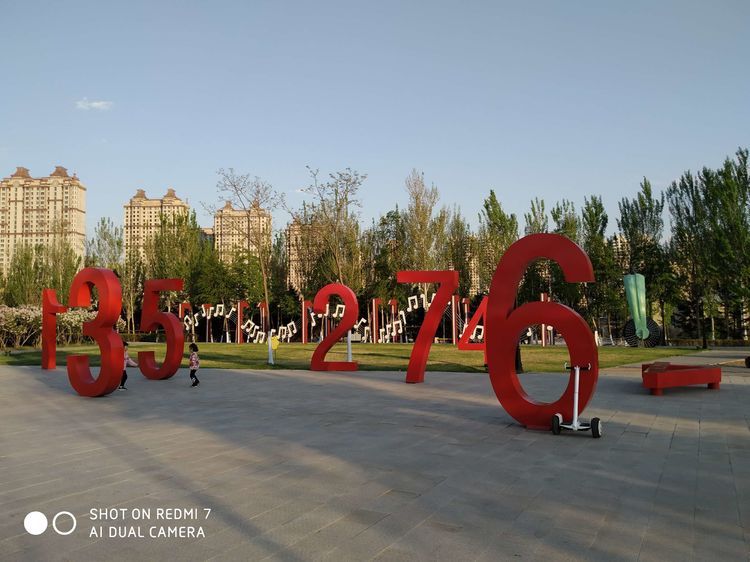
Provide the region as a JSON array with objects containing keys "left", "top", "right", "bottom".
[{"left": 641, "top": 362, "right": 721, "bottom": 395}]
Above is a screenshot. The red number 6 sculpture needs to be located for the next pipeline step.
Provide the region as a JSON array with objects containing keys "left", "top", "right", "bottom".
[
  {"left": 66, "top": 268, "right": 124, "bottom": 397},
  {"left": 486, "top": 234, "right": 598, "bottom": 429}
]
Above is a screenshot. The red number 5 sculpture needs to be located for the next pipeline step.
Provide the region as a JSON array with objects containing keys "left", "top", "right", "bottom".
[
  {"left": 486, "top": 234, "right": 598, "bottom": 429},
  {"left": 138, "top": 279, "right": 185, "bottom": 379}
]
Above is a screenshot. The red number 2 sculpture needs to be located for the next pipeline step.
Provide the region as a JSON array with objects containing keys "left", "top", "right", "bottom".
[
  {"left": 138, "top": 279, "right": 185, "bottom": 380},
  {"left": 310, "top": 283, "right": 358, "bottom": 371},
  {"left": 397, "top": 270, "right": 459, "bottom": 383},
  {"left": 486, "top": 234, "right": 598, "bottom": 429},
  {"left": 66, "top": 268, "right": 124, "bottom": 397}
]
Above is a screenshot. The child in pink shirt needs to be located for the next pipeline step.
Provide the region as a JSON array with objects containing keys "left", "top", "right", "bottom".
[
  {"left": 119, "top": 341, "right": 138, "bottom": 390},
  {"left": 189, "top": 343, "right": 200, "bottom": 387}
]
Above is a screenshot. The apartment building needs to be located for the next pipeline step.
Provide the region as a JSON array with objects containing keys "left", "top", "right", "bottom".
[
  {"left": 213, "top": 201, "right": 271, "bottom": 262},
  {"left": 123, "top": 188, "right": 189, "bottom": 258},
  {"left": 0, "top": 166, "right": 86, "bottom": 274}
]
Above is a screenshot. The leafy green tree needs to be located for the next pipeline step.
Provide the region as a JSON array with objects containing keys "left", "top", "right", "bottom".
[
  {"left": 3, "top": 245, "right": 37, "bottom": 306},
  {"left": 617, "top": 178, "right": 669, "bottom": 318},
  {"left": 440, "top": 207, "right": 474, "bottom": 297},
  {"left": 550, "top": 199, "right": 581, "bottom": 307},
  {"left": 297, "top": 167, "right": 365, "bottom": 291},
  {"left": 705, "top": 149, "right": 750, "bottom": 338},
  {"left": 361, "top": 209, "right": 408, "bottom": 301},
  {"left": 85, "top": 217, "right": 123, "bottom": 270},
  {"left": 477, "top": 190, "right": 518, "bottom": 293},
  {"left": 518, "top": 198, "right": 549, "bottom": 303},
  {"left": 580, "top": 196, "right": 622, "bottom": 335}
]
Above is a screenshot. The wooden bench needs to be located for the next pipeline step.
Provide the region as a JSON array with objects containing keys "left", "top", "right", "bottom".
[{"left": 641, "top": 362, "right": 721, "bottom": 395}]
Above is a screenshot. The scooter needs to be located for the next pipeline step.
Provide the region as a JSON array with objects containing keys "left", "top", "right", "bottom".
[{"left": 551, "top": 363, "right": 602, "bottom": 438}]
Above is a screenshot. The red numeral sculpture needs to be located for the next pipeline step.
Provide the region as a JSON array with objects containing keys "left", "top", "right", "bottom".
[
  {"left": 66, "top": 268, "right": 124, "bottom": 397},
  {"left": 138, "top": 279, "right": 185, "bottom": 380},
  {"left": 42, "top": 289, "right": 67, "bottom": 370},
  {"left": 397, "top": 270, "right": 459, "bottom": 383},
  {"left": 457, "top": 296, "right": 487, "bottom": 352},
  {"left": 310, "top": 283, "right": 358, "bottom": 371},
  {"left": 486, "top": 234, "right": 598, "bottom": 429}
]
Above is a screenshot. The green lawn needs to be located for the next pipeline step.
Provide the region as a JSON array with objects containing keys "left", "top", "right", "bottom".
[{"left": 0, "top": 342, "right": 696, "bottom": 373}]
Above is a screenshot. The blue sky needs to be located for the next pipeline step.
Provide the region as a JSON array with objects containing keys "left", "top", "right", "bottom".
[{"left": 1, "top": 0, "right": 748, "bottom": 236}]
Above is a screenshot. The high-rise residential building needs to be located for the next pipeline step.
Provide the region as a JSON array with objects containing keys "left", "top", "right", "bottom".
[
  {"left": 213, "top": 201, "right": 271, "bottom": 262},
  {"left": 0, "top": 166, "right": 86, "bottom": 275},
  {"left": 286, "top": 219, "right": 324, "bottom": 295},
  {"left": 123, "top": 188, "right": 189, "bottom": 258}
]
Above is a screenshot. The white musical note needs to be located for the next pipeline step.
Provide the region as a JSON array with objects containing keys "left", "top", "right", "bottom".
[
  {"left": 393, "top": 320, "right": 403, "bottom": 334},
  {"left": 471, "top": 325, "right": 484, "bottom": 342},
  {"left": 333, "top": 303, "right": 345, "bottom": 319},
  {"left": 287, "top": 321, "right": 297, "bottom": 334},
  {"left": 279, "top": 327, "right": 287, "bottom": 339},
  {"left": 420, "top": 294, "right": 429, "bottom": 310},
  {"left": 362, "top": 326, "right": 371, "bottom": 343},
  {"left": 309, "top": 310, "right": 317, "bottom": 327},
  {"left": 378, "top": 328, "right": 386, "bottom": 344},
  {"left": 399, "top": 310, "right": 406, "bottom": 325},
  {"left": 183, "top": 316, "right": 193, "bottom": 330},
  {"left": 257, "top": 332, "right": 266, "bottom": 344},
  {"left": 228, "top": 306, "right": 236, "bottom": 318},
  {"left": 407, "top": 295, "right": 418, "bottom": 312},
  {"left": 193, "top": 312, "right": 201, "bottom": 325},
  {"left": 215, "top": 304, "right": 225, "bottom": 317},
  {"left": 355, "top": 318, "right": 367, "bottom": 331}
]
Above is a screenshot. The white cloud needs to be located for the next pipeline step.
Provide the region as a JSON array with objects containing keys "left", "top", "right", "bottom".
[{"left": 76, "top": 98, "right": 114, "bottom": 111}]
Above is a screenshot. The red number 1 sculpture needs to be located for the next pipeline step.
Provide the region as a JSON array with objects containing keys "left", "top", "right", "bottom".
[{"left": 42, "top": 289, "right": 67, "bottom": 370}]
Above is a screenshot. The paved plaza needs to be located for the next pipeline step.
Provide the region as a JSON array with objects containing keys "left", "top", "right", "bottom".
[{"left": 1, "top": 351, "right": 750, "bottom": 561}]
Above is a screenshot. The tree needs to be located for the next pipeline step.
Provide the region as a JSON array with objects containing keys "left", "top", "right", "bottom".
[
  {"left": 580, "top": 196, "right": 621, "bottom": 334},
  {"left": 295, "top": 167, "right": 365, "bottom": 292},
  {"left": 518, "top": 198, "right": 549, "bottom": 303},
  {"left": 360, "top": 208, "right": 408, "bottom": 301},
  {"left": 477, "top": 190, "right": 518, "bottom": 293},
  {"left": 442, "top": 207, "right": 474, "bottom": 297},
  {"left": 3, "top": 245, "right": 37, "bottom": 306},
  {"left": 704, "top": 149, "right": 750, "bottom": 339},
  {"left": 617, "top": 178, "right": 669, "bottom": 321},
  {"left": 214, "top": 168, "right": 282, "bottom": 328},
  {"left": 85, "top": 217, "right": 123, "bottom": 270}
]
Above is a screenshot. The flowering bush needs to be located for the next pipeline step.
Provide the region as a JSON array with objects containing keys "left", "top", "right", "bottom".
[{"left": 0, "top": 306, "right": 127, "bottom": 350}]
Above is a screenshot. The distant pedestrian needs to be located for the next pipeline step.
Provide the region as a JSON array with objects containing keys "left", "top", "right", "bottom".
[
  {"left": 120, "top": 341, "right": 138, "bottom": 390},
  {"left": 188, "top": 343, "right": 200, "bottom": 387}
]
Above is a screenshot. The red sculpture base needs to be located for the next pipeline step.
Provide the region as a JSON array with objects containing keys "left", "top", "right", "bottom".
[{"left": 641, "top": 362, "right": 721, "bottom": 395}]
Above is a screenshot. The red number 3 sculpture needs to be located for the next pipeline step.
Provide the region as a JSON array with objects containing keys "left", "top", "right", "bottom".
[
  {"left": 486, "top": 234, "right": 598, "bottom": 429},
  {"left": 66, "top": 268, "right": 124, "bottom": 397}
]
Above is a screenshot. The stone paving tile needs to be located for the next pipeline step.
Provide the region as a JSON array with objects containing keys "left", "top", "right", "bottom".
[{"left": 1, "top": 352, "right": 750, "bottom": 560}]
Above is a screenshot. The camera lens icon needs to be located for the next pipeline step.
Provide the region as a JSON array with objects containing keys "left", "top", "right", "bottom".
[{"left": 24, "top": 511, "right": 77, "bottom": 536}]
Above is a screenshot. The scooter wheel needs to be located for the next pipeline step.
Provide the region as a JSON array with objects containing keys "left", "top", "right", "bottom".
[
  {"left": 591, "top": 417, "right": 602, "bottom": 439},
  {"left": 552, "top": 413, "right": 562, "bottom": 435}
]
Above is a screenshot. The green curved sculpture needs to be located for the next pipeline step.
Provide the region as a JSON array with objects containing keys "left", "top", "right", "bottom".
[{"left": 624, "top": 274, "right": 649, "bottom": 340}]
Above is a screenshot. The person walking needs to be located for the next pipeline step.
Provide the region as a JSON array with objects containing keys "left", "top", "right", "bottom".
[
  {"left": 188, "top": 343, "right": 200, "bottom": 387},
  {"left": 119, "top": 341, "right": 138, "bottom": 390}
]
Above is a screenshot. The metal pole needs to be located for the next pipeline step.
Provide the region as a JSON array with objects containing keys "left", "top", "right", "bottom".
[
  {"left": 572, "top": 366, "right": 580, "bottom": 429},
  {"left": 346, "top": 330, "right": 352, "bottom": 362}
]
